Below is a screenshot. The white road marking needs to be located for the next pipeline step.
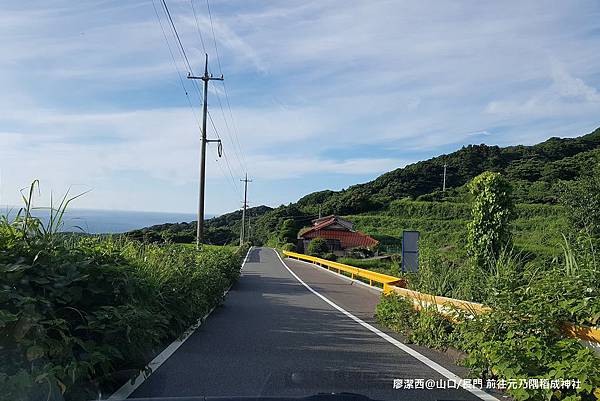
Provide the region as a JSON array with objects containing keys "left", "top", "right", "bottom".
[
  {"left": 108, "top": 246, "right": 254, "bottom": 400},
  {"left": 273, "top": 248, "right": 501, "bottom": 401}
]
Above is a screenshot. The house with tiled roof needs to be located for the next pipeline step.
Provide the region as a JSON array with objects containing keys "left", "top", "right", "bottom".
[{"left": 297, "top": 215, "right": 379, "bottom": 256}]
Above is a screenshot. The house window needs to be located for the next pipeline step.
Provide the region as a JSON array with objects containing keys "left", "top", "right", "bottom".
[{"left": 325, "top": 239, "right": 342, "bottom": 251}]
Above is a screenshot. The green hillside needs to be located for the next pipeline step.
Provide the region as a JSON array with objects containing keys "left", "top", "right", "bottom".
[
  {"left": 130, "top": 127, "right": 600, "bottom": 261},
  {"left": 346, "top": 201, "right": 568, "bottom": 263},
  {"left": 127, "top": 205, "right": 273, "bottom": 245}
]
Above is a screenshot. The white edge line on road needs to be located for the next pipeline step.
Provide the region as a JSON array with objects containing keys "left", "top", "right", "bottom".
[
  {"left": 287, "top": 257, "right": 383, "bottom": 294},
  {"left": 107, "top": 246, "right": 254, "bottom": 400},
  {"left": 272, "top": 248, "right": 500, "bottom": 401}
]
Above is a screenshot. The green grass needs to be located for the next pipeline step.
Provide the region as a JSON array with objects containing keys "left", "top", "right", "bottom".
[
  {"left": 0, "top": 183, "right": 248, "bottom": 401},
  {"left": 337, "top": 257, "right": 400, "bottom": 276},
  {"left": 345, "top": 201, "right": 569, "bottom": 264},
  {"left": 375, "top": 236, "right": 600, "bottom": 401}
]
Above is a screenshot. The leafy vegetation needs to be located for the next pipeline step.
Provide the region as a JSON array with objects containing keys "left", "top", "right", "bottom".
[
  {"left": 127, "top": 205, "right": 273, "bottom": 245},
  {"left": 0, "top": 183, "right": 248, "bottom": 401},
  {"left": 466, "top": 172, "right": 514, "bottom": 269},
  {"left": 559, "top": 165, "right": 600, "bottom": 239},
  {"left": 375, "top": 169, "right": 600, "bottom": 401},
  {"left": 306, "top": 237, "right": 328, "bottom": 258},
  {"left": 338, "top": 257, "right": 400, "bottom": 276}
]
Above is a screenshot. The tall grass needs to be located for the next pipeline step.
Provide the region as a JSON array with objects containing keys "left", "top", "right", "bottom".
[
  {"left": 376, "top": 234, "right": 600, "bottom": 401},
  {"left": 0, "top": 182, "right": 247, "bottom": 401}
]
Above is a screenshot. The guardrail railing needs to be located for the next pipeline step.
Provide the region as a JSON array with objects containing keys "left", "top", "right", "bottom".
[
  {"left": 281, "top": 251, "right": 600, "bottom": 346},
  {"left": 282, "top": 251, "right": 405, "bottom": 288}
]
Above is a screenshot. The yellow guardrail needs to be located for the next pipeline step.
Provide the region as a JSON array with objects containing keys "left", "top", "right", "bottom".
[
  {"left": 282, "top": 251, "right": 600, "bottom": 345},
  {"left": 282, "top": 251, "right": 405, "bottom": 287},
  {"left": 385, "top": 285, "right": 492, "bottom": 315},
  {"left": 386, "top": 285, "right": 600, "bottom": 343}
]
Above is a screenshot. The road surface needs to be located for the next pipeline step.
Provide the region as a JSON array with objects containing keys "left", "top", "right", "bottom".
[{"left": 129, "top": 247, "right": 496, "bottom": 401}]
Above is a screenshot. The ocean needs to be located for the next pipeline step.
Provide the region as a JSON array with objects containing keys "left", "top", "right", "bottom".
[{"left": 1, "top": 207, "right": 201, "bottom": 234}]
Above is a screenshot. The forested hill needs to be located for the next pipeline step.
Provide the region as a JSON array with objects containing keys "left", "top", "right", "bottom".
[
  {"left": 127, "top": 205, "right": 273, "bottom": 244},
  {"left": 128, "top": 127, "right": 600, "bottom": 245},
  {"left": 296, "top": 127, "right": 600, "bottom": 214}
]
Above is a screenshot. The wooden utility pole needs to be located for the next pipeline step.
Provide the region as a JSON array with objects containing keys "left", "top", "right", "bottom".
[
  {"left": 443, "top": 163, "right": 447, "bottom": 192},
  {"left": 240, "top": 174, "right": 252, "bottom": 245},
  {"left": 188, "top": 54, "right": 223, "bottom": 249}
]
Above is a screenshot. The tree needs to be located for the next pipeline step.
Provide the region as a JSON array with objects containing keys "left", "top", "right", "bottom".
[
  {"left": 307, "top": 237, "right": 329, "bottom": 257},
  {"left": 278, "top": 218, "right": 297, "bottom": 244},
  {"left": 559, "top": 160, "right": 600, "bottom": 238},
  {"left": 467, "top": 172, "right": 514, "bottom": 268}
]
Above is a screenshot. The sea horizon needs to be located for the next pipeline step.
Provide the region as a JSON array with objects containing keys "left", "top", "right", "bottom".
[{"left": 0, "top": 205, "right": 214, "bottom": 234}]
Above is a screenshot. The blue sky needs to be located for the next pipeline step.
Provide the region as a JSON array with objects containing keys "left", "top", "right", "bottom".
[{"left": 1, "top": 0, "right": 599, "bottom": 214}]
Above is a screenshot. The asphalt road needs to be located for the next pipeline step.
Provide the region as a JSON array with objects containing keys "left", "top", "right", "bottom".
[{"left": 129, "top": 247, "right": 494, "bottom": 401}]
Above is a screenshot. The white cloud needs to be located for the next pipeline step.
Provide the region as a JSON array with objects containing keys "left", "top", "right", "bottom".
[
  {"left": 485, "top": 61, "right": 600, "bottom": 118},
  {"left": 1, "top": 0, "right": 600, "bottom": 213}
]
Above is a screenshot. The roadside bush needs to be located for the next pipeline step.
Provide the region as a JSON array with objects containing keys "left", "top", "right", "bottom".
[
  {"left": 375, "top": 293, "right": 416, "bottom": 335},
  {"left": 281, "top": 242, "right": 296, "bottom": 252},
  {"left": 455, "top": 265, "right": 600, "bottom": 401},
  {"left": 0, "top": 184, "right": 246, "bottom": 401},
  {"left": 410, "top": 307, "right": 454, "bottom": 350},
  {"left": 377, "top": 238, "right": 600, "bottom": 401},
  {"left": 307, "top": 237, "right": 328, "bottom": 257},
  {"left": 376, "top": 293, "right": 452, "bottom": 349},
  {"left": 339, "top": 257, "right": 395, "bottom": 274},
  {"left": 346, "top": 247, "right": 375, "bottom": 259},
  {"left": 322, "top": 252, "right": 337, "bottom": 261},
  {"left": 559, "top": 160, "right": 600, "bottom": 239}
]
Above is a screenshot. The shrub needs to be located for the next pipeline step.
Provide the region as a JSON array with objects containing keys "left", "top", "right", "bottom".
[
  {"left": 466, "top": 172, "right": 514, "bottom": 269},
  {"left": 322, "top": 252, "right": 337, "bottom": 261},
  {"left": 346, "top": 247, "right": 375, "bottom": 259},
  {"left": 307, "top": 237, "right": 328, "bottom": 257},
  {"left": 375, "top": 293, "right": 416, "bottom": 335},
  {"left": 559, "top": 161, "right": 600, "bottom": 239},
  {"left": 281, "top": 242, "right": 296, "bottom": 252},
  {"left": 455, "top": 269, "right": 600, "bottom": 401},
  {"left": 0, "top": 183, "right": 246, "bottom": 401},
  {"left": 376, "top": 234, "right": 600, "bottom": 400},
  {"left": 278, "top": 219, "right": 298, "bottom": 244},
  {"left": 376, "top": 293, "right": 452, "bottom": 349}
]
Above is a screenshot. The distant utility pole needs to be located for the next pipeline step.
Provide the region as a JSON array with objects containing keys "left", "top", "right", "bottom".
[
  {"left": 240, "top": 173, "right": 252, "bottom": 245},
  {"left": 188, "top": 54, "right": 223, "bottom": 249},
  {"left": 247, "top": 210, "right": 252, "bottom": 243},
  {"left": 442, "top": 163, "right": 448, "bottom": 192}
]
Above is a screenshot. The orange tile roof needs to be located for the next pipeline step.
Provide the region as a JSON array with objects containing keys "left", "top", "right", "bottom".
[{"left": 302, "top": 229, "right": 379, "bottom": 249}]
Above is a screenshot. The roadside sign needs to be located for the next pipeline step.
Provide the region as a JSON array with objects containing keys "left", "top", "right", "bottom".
[{"left": 402, "top": 231, "right": 419, "bottom": 273}]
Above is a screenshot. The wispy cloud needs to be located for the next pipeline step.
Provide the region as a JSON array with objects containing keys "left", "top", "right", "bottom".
[{"left": 1, "top": 0, "right": 600, "bottom": 213}]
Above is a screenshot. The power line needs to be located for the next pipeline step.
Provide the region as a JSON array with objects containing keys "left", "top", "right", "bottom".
[
  {"left": 189, "top": 0, "right": 207, "bottom": 54},
  {"left": 208, "top": 110, "right": 240, "bottom": 195},
  {"left": 153, "top": 0, "right": 240, "bottom": 200},
  {"left": 161, "top": 0, "right": 195, "bottom": 75},
  {"left": 177, "top": 0, "right": 246, "bottom": 179},
  {"left": 153, "top": 0, "right": 246, "bottom": 244},
  {"left": 151, "top": 0, "right": 201, "bottom": 128},
  {"left": 205, "top": 0, "right": 249, "bottom": 174}
]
